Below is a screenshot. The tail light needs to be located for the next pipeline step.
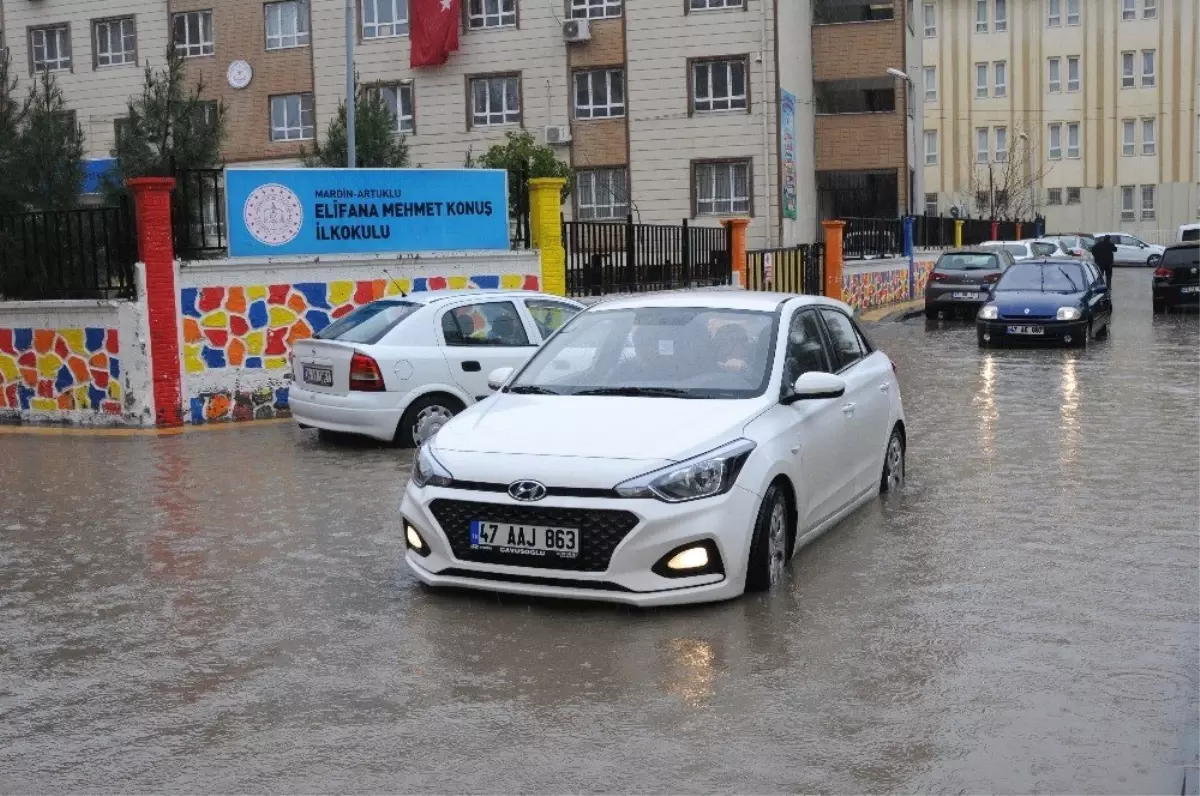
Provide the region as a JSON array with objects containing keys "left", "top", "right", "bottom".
[
  {"left": 1154, "top": 266, "right": 1171, "bottom": 279},
  {"left": 931, "top": 271, "right": 952, "bottom": 281},
  {"left": 984, "top": 272, "right": 1002, "bottom": 283},
  {"left": 349, "top": 351, "right": 386, "bottom": 392}
]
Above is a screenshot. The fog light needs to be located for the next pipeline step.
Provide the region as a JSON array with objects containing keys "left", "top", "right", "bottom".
[
  {"left": 983, "top": 333, "right": 991, "bottom": 342},
  {"left": 1063, "top": 335, "right": 1072, "bottom": 344},
  {"left": 666, "top": 546, "right": 709, "bottom": 571},
  {"left": 405, "top": 523, "right": 429, "bottom": 556}
]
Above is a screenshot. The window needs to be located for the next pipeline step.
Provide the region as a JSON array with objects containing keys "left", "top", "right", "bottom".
[
  {"left": 819, "top": 310, "right": 865, "bottom": 372},
  {"left": 974, "top": 190, "right": 989, "bottom": 214},
  {"left": 923, "top": 66, "right": 937, "bottom": 102},
  {"left": 975, "top": 63, "right": 988, "bottom": 98},
  {"left": 691, "top": 0, "right": 745, "bottom": 9},
  {"left": 1047, "top": 0, "right": 1060, "bottom": 25},
  {"left": 924, "top": 193, "right": 938, "bottom": 216},
  {"left": 570, "top": 0, "right": 622, "bottom": 19},
  {"left": 93, "top": 18, "right": 136, "bottom": 67},
  {"left": 994, "top": 61, "right": 1007, "bottom": 97},
  {"left": 172, "top": 11, "right": 213, "bottom": 57},
  {"left": 975, "top": 0, "right": 988, "bottom": 32},
  {"left": 525, "top": 299, "right": 581, "bottom": 339},
  {"left": 1141, "top": 50, "right": 1155, "bottom": 87},
  {"left": 441, "top": 301, "right": 530, "bottom": 347},
  {"left": 375, "top": 83, "right": 414, "bottom": 133},
  {"left": 1121, "top": 52, "right": 1135, "bottom": 87},
  {"left": 1067, "top": 56, "right": 1080, "bottom": 91},
  {"left": 924, "top": 130, "right": 938, "bottom": 165},
  {"left": 574, "top": 68, "right": 624, "bottom": 119},
  {"left": 576, "top": 168, "right": 628, "bottom": 221},
  {"left": 265, "top": 1, "right": 309, "bottom": 49},
  {"left": 1066, "top": 122, "right": 1080, "bottom": 158},
  {"left": 814, "top": 78, "right": 894, "bottom": 113},
  {"left": 693, "top": 160, "right": 750, "bottom": 216},
  {"left": 1047, "top": 188, "right": 1062, "bottom": 205},
  {"left": 1048, "top": 57, "right": 1061, "bottom": 92},
  {"left": 270, "top": 93, "right": 314, "bottom": 141},
  {"left": 783, "top": 311, "right": 831, "bottom": 389},
  {"left": 976, "top": 127, "right": 989, "bottom": 163},
  {"left": 1048, "top": 123, "right": 1062, "bottom": 159},
  {"left": 193, "top": 100, "right": 220, "bottom": 132},
  {"left": 1142, "top": 118, "right": 1156, "bottom": 155},
  {"left": 1066, "top": 0, "right": 1079, "bottom": 24},
  {"left": 470, "top": 74, "right": 520, "bottom": 127},
  {"left": 30, "top": 26, "right": 71, "bottom": 73},
  {"left": 1121, "top": 0, "right": 1135, "bottom": 20},
  {"left": 1141, "top": 186, "right": 1155, "bottom": 219},
  {"left": 1144, "top": 0, "right": 1157, "bottom": 19},
  {"left": 923, "top": 3, "right": 936, "bottom": 36},
  {"left": 362, "top": 0, "right": 408, "bottom": 38},
  {"left": 995, "top": 0, "right": 1007, "bottom": 31},
  {"left": 468, "top": 0, "right": 516, "bottom": 29},
  {"left": 1066, "top": 186, "right": 1081, "bottom": 204},
  {"left": 691, "top": 58, "right": 748, "bottom": 113},
  {"left": 994, "top": 126, "right": 1008, "bottom": 161},
  {"left": 812, "top": 0, "right": 895, "bottom": 23},
  {"left": 1120, "top": 186, "right": 1135, "bottom": 219},
  {"left": 114, "top": 118, "right": 131, "bottom": 151},
  {"left": 1122, "top": 119, "right": 1136, "bottom": 155}
]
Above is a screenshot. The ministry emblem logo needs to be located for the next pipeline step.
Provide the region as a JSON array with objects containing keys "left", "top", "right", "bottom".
[{"left": 243, "top": 184, "right": 304, "bottom": 246}]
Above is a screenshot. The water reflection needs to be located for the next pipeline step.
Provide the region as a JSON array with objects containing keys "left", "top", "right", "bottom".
[
  {"left": 661, "top": 637, "right": 716, "bottom": 707},
  {"left": 1059, "top": 356, "right": 1080, "bottom": 464},
  {"left": 974, "top": 354, "right": 998, "bottom": 458}
]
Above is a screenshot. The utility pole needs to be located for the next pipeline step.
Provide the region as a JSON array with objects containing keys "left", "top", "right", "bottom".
[{"left": 344, "top": 0, "right": 356, "bottom": 168}]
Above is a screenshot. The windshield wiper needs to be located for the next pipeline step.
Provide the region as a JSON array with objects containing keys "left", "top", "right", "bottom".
[
  {"left": 508, "top": 385, "right": 560, "bottom": 395},
  {"left": 572, "top": 387, "right": 691, "bottom": 398},
  {"left": 1055, "top": 266, "right": 1081, "bottom": 291}
]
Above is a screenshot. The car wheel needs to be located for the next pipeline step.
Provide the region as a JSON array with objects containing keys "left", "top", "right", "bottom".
[
  {"left": 1147, "top": 254, "right": 1161, "bottom": 268},
  {"left": 745, "top": 482, "right": 790, "bottom": 594},
  {"left": 1153, "top": 300, "right": 1166, "bottom": 314},
  {"left": 397, "top": 394, "right": 465, "bottom": 448},
  {"left": 880, "top": 426, "right": 905, "bottom": 494},
  {"left": 1094, "top": 321, "right": 1109, "bottom": 340},
  {"left": 924, "top": 306, "right": 939, "bottom": 320}
]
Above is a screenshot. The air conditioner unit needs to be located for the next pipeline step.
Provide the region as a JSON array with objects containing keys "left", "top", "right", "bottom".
[
  {"left": 562, "top": 18, "right": 591, "bottom": 42},
  {"left": 543, "top": 125, "right": 572, "bottom": 146}
]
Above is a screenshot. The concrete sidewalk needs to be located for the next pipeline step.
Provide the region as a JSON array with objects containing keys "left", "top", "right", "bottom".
[{"left": 858, "top": 299, "right": 924, "bottom": 323}]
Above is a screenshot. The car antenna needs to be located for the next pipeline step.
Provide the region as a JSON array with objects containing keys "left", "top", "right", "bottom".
[{"left": 382, "top": 268, "right": 407, "bottom": 297}]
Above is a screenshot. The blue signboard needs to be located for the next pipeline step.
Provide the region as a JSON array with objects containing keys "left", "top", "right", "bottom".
[{"left": 225, "top": 168, "right": 510, "bottom": 257}]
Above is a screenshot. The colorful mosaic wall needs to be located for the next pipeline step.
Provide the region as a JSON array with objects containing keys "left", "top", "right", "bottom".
[
  {"left": 0, "top": 327, "right": 121, "bottom": 414},
  {"left": 842, "top": 259, "right": 937, "bottom": 312},
  {"left": 181, "top": 272, "right": 539, "bottom": 423}
]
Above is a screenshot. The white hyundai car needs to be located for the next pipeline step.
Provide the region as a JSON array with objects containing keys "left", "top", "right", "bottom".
[
  {"left": 399, "top": 292, "right": 906, "bottom": 606},
  {"left": 289, "top": 291, "right": 583, "bottom": 446}
]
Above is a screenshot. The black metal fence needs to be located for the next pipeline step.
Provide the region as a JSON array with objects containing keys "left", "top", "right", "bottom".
[
  {"left": 0, "top": 202, "right": 138, "bottom": 301},
  {"left": 562, "top": 216, "right": 732, "bottom": 297},
  {"left": 961, "top": 217, "right": 993, "bottom": 246},
  {"left": 510, "top": 166, "right": 531, "bottom": 250},
  {"left": 173, "top": 169, "right": 227, "bottom": 259},
  {"left": 745, "top": 244, "right": 825, "bottom": 295},
  {"left": 842, "top": 217, "right": 904, "bottom": 260},
  {"left": 912, "top": 215, "right": 957, "bottom": 249}
]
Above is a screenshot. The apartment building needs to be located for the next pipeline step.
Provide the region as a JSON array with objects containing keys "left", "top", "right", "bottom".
[
  {"left": 921, "top": 0, "right": 1199, "bottom": 238},
  {"left": 811, "top": 0, "right": 924, "bottom": 220}
]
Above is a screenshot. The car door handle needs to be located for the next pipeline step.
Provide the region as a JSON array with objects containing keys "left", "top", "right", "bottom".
[
  {"left": 842, "top": 402, "right": 856, "bottom": 415},
  {"left": 879, "top": 383, "right": 890, "bottom": 393},
  {"left": 461, "top": 361, "right": 481, "bottom": 372}
]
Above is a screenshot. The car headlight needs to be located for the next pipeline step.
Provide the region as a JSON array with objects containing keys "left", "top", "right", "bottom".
[
  {"left": 978, "top": 304, "right": 999, "bottom": 320},
  {"left": 614, "top": 439, "right": 756, "bottom": 503},
  {"left": 1057, "top": 307, "right": 1082, "bottom": 321},
  {"left": 412, "top": 442, "right": 454, "bottom": 488}
]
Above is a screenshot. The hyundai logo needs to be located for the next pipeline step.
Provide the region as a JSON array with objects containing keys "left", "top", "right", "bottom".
[
  {"left": 1024, "top": 308, "right": 1031, "bottom": 314},
  {"left": 508, "top": 480, "right": 547, "bottom": 502}
]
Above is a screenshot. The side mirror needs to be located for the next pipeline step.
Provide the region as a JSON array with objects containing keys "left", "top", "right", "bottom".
[
  {"left": 782, "top": 372, "right": 847, "bottom": 404},
  {"left": 487, "top": 366, "right": 514, "bottom": 391}
]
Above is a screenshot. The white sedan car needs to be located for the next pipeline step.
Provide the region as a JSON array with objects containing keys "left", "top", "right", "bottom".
[
  {"left": 1093, "top": 232, "right": 1166, "bottom": 266},
  {"left": 400, "top": 292, "right": 906, "bottom": 607},
  {"left": 980, "top": 240, "right": 1060, "bottom": 261},
  {"left": 289, "top": 291, "right": 583, "bottom": 446}
]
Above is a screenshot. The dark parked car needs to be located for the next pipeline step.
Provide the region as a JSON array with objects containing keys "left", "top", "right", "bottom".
[
  {"left": 976, "top": 258, "right": 1112, "bottom": 348},
  {"left": 924, "top": 249, "right": 1015, "bottom": 319},
  {"left": 1152, "top": 243, "right": 1200, "bottom": 313}
]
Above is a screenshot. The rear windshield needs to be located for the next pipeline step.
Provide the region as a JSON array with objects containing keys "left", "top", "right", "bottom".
[
  {"left": 1162, "top": 247, "right": 1199, "bottom": 267},
  {"left": 993, "top": 244, "right": 1027, "bottom": 257},
  {"left": 1182, "top": 228, "right": 1199, "bottom": 242},
  {"left": 1031, "top": 241, "right": 1059, "bottom": 256},
  {"left": 313, "top": 300, "right": 419, "bottom": 344},
  {"left": 938, "top": 253, "right": 999, "bottom": 270},
  {"left": 997, "top": 262, "right": 1085, "bottom": 292}
]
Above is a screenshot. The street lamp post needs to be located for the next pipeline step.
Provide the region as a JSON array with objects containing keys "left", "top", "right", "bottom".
[{"left": 886, "top": 68, "right": 915, "bottom": 217}]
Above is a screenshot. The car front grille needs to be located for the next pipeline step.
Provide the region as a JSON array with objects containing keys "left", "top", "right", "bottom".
[{"left": 428, "top": 499, "right": 641, "bottom": 572}]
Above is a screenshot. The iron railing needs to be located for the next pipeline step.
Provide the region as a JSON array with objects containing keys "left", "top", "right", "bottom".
[
  {"left": 562, "top": 215, "right": 732, "bottom": 297},
  {"left": 960, "top": 217, "right": 993, "bottom": 246},
  {"left": 745, "top": 244, "right": 825, "bottom": 295},
  {"left": 842, "top": 217, "right": 904, "bottom": 260},
  {"left": 913, "top": 215, "right": 957, "bottom": 249},
  {"left": 510, "top": 166, "right": 531, "bottom": 250},
  {"left": 173, "top": 169, "right": 227, "bottom": 259},
  {"left": 0, "top": 202, "right": 137, "bottom": 301}
]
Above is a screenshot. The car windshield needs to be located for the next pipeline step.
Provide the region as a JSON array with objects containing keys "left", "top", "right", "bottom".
[
  {"left": 1162, "top": 247, "right": 1199, "bottom": 267},
  {"left": 313, "top": 300, "right": 419, "bottom": 344},
  {"left": 996, "top": 262, "right": 1085, "bottom": 293},
  {"left": 939, "top": 253, "right": 999, "bottom": 270},
  {"left": 508, "top": 306, "right": 777, "bottom": 399}
]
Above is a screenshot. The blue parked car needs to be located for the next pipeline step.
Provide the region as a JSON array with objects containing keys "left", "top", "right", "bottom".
[{"left": 976, "top": 258, "right": 1112, "bottom": 348}]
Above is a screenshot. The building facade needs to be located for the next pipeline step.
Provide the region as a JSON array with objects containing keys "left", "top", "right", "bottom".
[{"left": 921, "top": 0, "right": 1199, "bottom": 239}]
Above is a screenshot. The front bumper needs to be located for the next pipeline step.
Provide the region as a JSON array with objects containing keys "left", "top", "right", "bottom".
[
  {"left": 289, "top": 384, "right": 405, "bottom": 441},
  {"left": 399, "top": 481, "right": 762, "bottom": 607},
  {"left": 977, "top": 318, "right": 1088, "bottom": 344}
]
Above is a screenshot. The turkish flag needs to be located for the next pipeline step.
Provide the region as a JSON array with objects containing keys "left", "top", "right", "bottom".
[{"left": 410, "top": 0, "right": 460, "bottom": 68}]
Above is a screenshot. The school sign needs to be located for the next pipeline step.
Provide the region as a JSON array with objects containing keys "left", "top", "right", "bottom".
[{"left": 225, "top": 168, "right": 511, "bottom": 257}]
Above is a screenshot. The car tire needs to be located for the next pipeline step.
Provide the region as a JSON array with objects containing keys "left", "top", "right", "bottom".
[
  {"left": 745, "top": 482, "right": 791, "bottom": 594},
  {"left": 924, "top": 306, "right": 939, "bottom": 320},
  {"left": 880, "top": 425, "right": 905, "bottom": 494},
  {"left": 1147, "top": 254, "right": 1161, "bottom": 268},
  {"left": 1094, "top": 320, "right": 1110, "bottom": 340},
  {"left": 396, "top": 393, "right": 465, "bottom": 448},
  {"left": 1153, "top": 300, "right": 1166, "bottom": 314}
]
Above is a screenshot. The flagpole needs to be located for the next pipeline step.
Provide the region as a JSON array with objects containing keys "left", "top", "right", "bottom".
[{"left": 344, "top": 0, "right": 356, "bottom": 168}]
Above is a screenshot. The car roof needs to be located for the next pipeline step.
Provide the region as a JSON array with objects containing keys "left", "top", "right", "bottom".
[
  {"left": 980, "top": 240, "right": 1026, "bottom": 245},
  {"left": 380, "top": 290, "right": 575, "bottom": 306},
  {"left": 939, "top": 248, "right": 1001, "bottom": 255},
  {"left": 1164, "top": 242, "right": 1200, "bottom": 251},
  {"left": 586, "top": 290, "right": 842, "bottom": 313},
  {"left": 1013, "top": 257, "right": 1087, "bottom": 265}
]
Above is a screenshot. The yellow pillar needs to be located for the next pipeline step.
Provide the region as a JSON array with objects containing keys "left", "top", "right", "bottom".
[
  {"left": 529, "top": 177, "right": 567, "bottom": 297},
  {"left": 821, "top": 220, "right": 845, "bottom": 301},
  {"left": 953, "top": 219, "right": 964, "bottom": 248}
]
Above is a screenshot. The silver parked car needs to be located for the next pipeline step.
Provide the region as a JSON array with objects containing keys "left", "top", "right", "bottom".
[{"left": 980, "top": 240, "right": 1060, "bottom": 261}]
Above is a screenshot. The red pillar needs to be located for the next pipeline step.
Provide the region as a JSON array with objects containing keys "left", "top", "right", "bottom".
[
  {"left": 990, "top": 221, "right": 1000, "bottom": 241},
  {"left": 128, "top": 177, "right": 183, "bottom": 427}
]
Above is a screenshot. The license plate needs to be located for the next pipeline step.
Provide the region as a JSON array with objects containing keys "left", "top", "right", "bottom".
[
  {"left": 953, "top": 291, "right": 982, "bottom": 299},
  {"left": 302, "top": 364, "right": 333, "bottom": 386},
  {"left": 1181, "top": 285, "right": 1200, "bottom": 294},
  {"left": 470, "top": 521, "right": 579, "bottom": 557},
  {"left": 1007, "top": 325, "right": 1045, "bottom": 336}
]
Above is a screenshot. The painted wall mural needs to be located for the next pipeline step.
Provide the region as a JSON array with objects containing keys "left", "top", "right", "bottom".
[
  {"left": 842, "top": 260, "right": 937, "bottom": 312},
  {"left": 0, "top": 327, "right": 121, "bottom": 414},
  {"left": 181, "top": 272, "right": 540, "bottom": 423}
]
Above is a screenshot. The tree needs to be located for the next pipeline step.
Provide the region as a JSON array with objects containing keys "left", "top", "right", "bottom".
[
  {"left": 0, "top": 51, "right": 28, "bottom": 215},
  {"left": 303, "top": 81, "right": 410, "bottom": 168},
  {"left": 112, "top": 46, "right": 226, "bottom": 181},
  {"left": 20, "top": 70, "right": 85, "bottom": 211},
  {"left": 952, "top": 131, "right": 1054, "bottom": 221},
  {"left": 466, "top": 131, "right": 572, "bottom": 204}
]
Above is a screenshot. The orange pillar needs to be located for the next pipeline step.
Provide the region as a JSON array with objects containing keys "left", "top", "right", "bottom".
[
  {"left": 821, "top": 220, "right": 845, "bottom": 301},
  {"left": 723, "top": 218, "right": 750, "bottom": 287},
  {"left": 1015, "top": 222, "right": 1023, "bottom": 239}
]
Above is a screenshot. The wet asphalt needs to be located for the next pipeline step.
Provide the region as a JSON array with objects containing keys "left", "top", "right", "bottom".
[{"left": 1, "top": 269, "right": 1197, "bottom": 794}]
